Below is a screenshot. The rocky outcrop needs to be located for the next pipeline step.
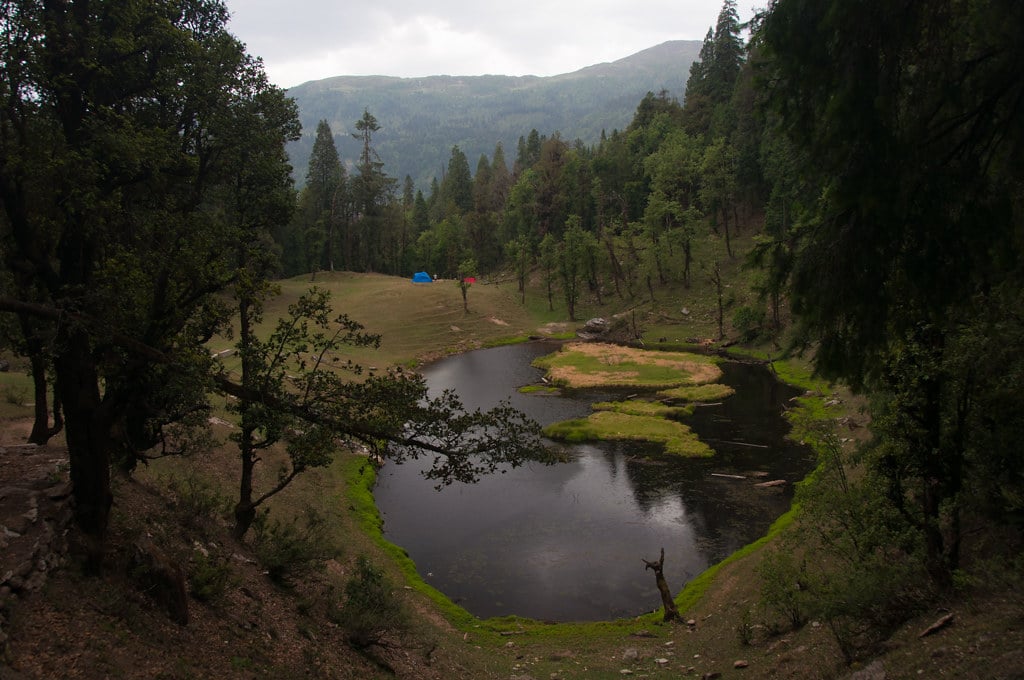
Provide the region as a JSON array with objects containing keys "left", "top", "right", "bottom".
[
  {"left": 0, "top": 443, "right": 74, "bottom": 652},
  {"left": 576, "top": 316, "right": 637, "bottom": 342}
]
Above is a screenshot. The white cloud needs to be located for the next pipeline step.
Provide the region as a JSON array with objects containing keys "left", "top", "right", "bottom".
[{"left": 225, "top": 0, "right": 739, "bottom": 88}]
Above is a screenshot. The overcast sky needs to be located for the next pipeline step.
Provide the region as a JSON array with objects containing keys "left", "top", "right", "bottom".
[{"left": 223, "top": 1, "right": 749, "bottom": 89}]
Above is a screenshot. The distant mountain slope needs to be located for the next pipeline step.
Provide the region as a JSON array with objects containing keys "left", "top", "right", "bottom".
[{"left": 285, "top": 40, "right": 701, "bottom": 189}]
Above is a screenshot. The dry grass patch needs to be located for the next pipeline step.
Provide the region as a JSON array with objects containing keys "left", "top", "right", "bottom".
[
  {"left": 592, "top": 399, "right": 695, "bottom": 418},
  {"left": 533, "top": 342, "right": 721, "bottom": 389}
]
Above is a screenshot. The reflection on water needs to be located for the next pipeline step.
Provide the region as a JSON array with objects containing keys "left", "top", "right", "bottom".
[{"left": 373, "top": 342, "right": 814, "bottom": 622}]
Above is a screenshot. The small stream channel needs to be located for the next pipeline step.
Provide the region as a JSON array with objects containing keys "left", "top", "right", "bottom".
[{"left": 373, "top": 341, "right": 815, "bottom": 622}]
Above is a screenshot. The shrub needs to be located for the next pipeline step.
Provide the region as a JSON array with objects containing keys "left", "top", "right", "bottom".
[
  {"left": 732, "top": 305, "right": 765, "bottom": 343},
  {"left": 758, "top": 548, "right": 811, "bottom": 630},
  {"left": 166, "top": 472, "right": 230, "bottom": 533},
  {"left": 332, "top": 555, "right": 410, "bottom": 649},
  {"left": 189, "top": 551, "right": 233, "bottom": 603},
  {"left": 252, "top": 506, "right": 334, "bottom": 587},
  {"left": 2, "top": 384, "right": 28, "bottom": 405}
]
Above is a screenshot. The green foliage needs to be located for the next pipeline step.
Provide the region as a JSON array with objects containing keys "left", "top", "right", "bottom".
[
  {"left": 2, "top": 383, "right": 28, "bottom": 405},
  {"left": 252, "top": 507, "right": 336, "bottom": 587},
  {"left": 757, "top": 550, "right": 810, "bottom": 629},
  {"left": 285, "top": 119, "right": 346, "bottom": 275},
  {"left": 441, "top": 146, "right": 474, "bottom": 216},
  {"left": 332, "top": 555, "right": 411, "bottom": 649},
  {"left": 657, "top": 383, "right": 735, "bottom": 402},
  {"left": 229, "top": 286, "right": 381, "bottom": 537},
  {"left": 456, "top": 258, "right": 477, "bottom": 313},
  {"left": 759, "top": 0, "right": 1024, "bottom": 584},
  {"left": 189, "top": 552, "right": 233, "bottom": 604},
  {"left": 166, "top": 473, "right": 230, "bottom": 534},
  {"left": 760, "top": 421, "right": 935, "bottom": 660},
  {"left": 592, "top": 400, "right": 694, "bottom": 418},
  {"left": 558, "top": 217, "right": 595, "bottom": 320},
  {"left": 731, "top": 305, "right": 765, "bottom": 342},
  {"left": 543, "top": 411, "right": 714, "bottom": 457},
  {"left": 0, "top": 0, "right": 300, "bottom": 541},
  {"left": 517, "top": 385, "right": 560, "bottom": 395}
]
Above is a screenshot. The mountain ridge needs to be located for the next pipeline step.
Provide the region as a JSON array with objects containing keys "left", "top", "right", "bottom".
[{"left": 285, "top": 40, "right": 701, "bottom": 189}]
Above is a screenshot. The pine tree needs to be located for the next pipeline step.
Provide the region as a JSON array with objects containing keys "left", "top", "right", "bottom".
[
  {"left": 442, "top": 146, "right": 473, "bottom": 216},
  {"left": 302, "top": 120, "right": 345, "bottom": 272}
]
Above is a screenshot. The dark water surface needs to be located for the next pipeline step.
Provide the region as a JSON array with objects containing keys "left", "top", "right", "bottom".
[{"left": 373, "top": 342, "right": 815, "bottom": 622}]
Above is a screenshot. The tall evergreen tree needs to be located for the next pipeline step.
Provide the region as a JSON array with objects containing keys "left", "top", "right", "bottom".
[
  {"left": 442, "top": 145, "right": 474, "bottom": 216},
  {"left": 760, "top": 0, "right": 1024, "bottom": 581},
  {"left": 302, "top": 120, "right": 346, "bottom": 272},
  {"left": 490, "top": 142, "right": 512, "bottom": 211},
  {"left": 710, "top": 0, "right": 743, "bottom": 103},
  {"left": 349, "top": 109, "right": 395, "bottom": 270}
]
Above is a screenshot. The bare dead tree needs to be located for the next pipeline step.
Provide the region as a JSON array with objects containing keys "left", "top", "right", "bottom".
[{"left": 643, "top": 547, "right": 681, "bottom": 623}]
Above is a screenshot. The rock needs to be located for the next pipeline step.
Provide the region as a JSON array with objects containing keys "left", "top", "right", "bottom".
[
  {"left": 622, "top": 647, "right": 639, "bottom": 662},
  {"left": 686, "top": 619, "right": 697, "bottom": 627},
  {"left": 846, "top": 660, "right": 886, "bottom": 679},
  {"left": 14, "top": 559, "right": 34, "bottom": 579},
  {"left": 734, "top": 659, "right": 749, "bottom": 668},
  {"left": 655, "top": 658, "right": 669, "bottom": 665},
  {"left": 44, "top": 481, "right": 73, "bottom": 500}
]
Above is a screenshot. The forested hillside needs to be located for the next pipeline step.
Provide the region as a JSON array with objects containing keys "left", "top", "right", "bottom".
[{"left": 285, "top": 40, "right": 701, "bottom": 188}]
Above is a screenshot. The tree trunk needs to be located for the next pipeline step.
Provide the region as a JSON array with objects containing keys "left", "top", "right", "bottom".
[
  {"left": 722, "top": 208, "right": 733, "bottom": 259},
  {"left": 18, "top": 313, "right": 63, "bottom": 444},
  {"left": 28, "top": 351, "right": 62, "bottom": 444},
  {"left": 55, "top": 338, "right": 112, "bottom": 572},
  {"left": 683, "top": 240, "right": 692, "bottom": 288},
  {"left": 233, "top": 435, "right": 257, "bottom": 539},
  {"left": 712, "top": 261, "right": 724, "bottom": 340},
  {"left": 643, "top": 548, "right": 681, "bottom": 622},
  {"left": 603, "top": 235, "right": 624, "bottom": 300},
  {"left": 233, "top": 292, "right": 259, "bottom": 539}
]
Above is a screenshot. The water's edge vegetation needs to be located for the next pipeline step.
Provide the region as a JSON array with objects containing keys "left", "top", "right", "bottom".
[{"left": 340, "top": 338, "right": 836, "bottom": 638}]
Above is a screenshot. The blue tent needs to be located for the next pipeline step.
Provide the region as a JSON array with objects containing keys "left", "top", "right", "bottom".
[{"left": 411, "top": 271, "right": 433, "bottom": 283}]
